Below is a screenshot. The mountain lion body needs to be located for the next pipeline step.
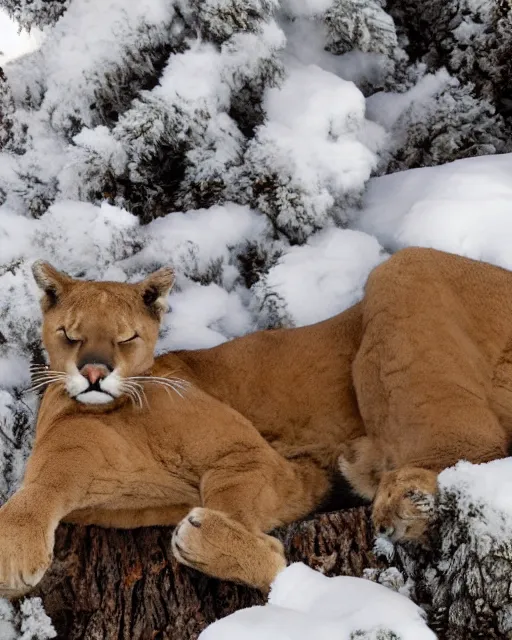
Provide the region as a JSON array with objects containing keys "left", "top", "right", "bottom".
[{"left": 0, "top": 247, "right": 511, "bottom": 596}]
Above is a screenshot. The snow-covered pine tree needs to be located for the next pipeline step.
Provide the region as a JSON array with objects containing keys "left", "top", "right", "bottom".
[
  {"left": 0, "top": 68, "right": 14, "bottom": 151},
  {"left": 370, "top": 69, "right": 510, "bottom": 173},
  {"left": 0, "top": 0, "right": 69, "bottom": 29},
  {"left": 386, "top": 0, "right": 512, "bottom": 118},
  {"left": 367, "top": 0, "right": 512, "bottom": 172},
  {"left": 324, "top": 0, "right": 398, "bottom": 57}
]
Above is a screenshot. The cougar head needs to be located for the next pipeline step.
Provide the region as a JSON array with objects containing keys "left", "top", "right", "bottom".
[{"left": 32, "top": 261, "right": 174, "bottom": 407}]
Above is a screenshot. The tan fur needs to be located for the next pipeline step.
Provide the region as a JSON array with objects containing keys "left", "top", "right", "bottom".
[{"left": 0, "top": 247, "right": 512, "bottom": 596}]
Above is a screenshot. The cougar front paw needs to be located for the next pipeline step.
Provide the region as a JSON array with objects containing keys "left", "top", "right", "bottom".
[
  {"left": 372, "top": 467, "right": 438, "bottom": 543},
  {"left": 171, "top": 508, "right": 210, "bottom": 570},
  {"left": 0, "top": 506, "right": 54, "bottom": 597},
  {"left": 172, "top": 507, "right": 285, "bottom": 590}
]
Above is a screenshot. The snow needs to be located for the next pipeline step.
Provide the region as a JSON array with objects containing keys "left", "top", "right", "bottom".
[
  {"left": 41, "top": 0, "right": 176, "bottom": 132},
  {"left": 0, "top": 352, "right": 31, "bottom": 391},
  {"left": 367, "top": 69, "right": 451, "bottom": 131},
  {"left": 373, "top": 535, "right": 396, "bottom": 563},
  {"left": 0, "top": 597, "right": 55, "bottom": 640},
  {"left": 255, "top": 228, "right": 385, "bottom": 327},
  {"left": 363, "top": 566, "right": 414, "bottom": 599},
  {"left": 200, "top": 562, "right": 436, "bottom": 639},
  {"left": 281, "top": 0, "right": 335, "bottom": 18},
  {"left": 160, "top": 282, "right": 254, "bottom": 351},
  {"left": 125, "top": 203, "right": 269, "bottom": 288},
  {"left": 0, "top": 209, "right": 34, "bottom": 264},
  {"left": 221, "top": 21, "right": 286, "bottom": 91},
  {"left": 281, "top": 14, "right": 393, "bottom": 89},
  {"left": 18, "top": 599, "right": 56, "bottom": 640},
  {"left": 35, "top": 201, "right": 140, "bottom": 274},
  {"left": 243, "top": 62, "right": 385, "bottom": 241},
  {"left": 265, "top": 63, "right": 364, "bottom": 139},
  {"left": 439, "top": 459, "right": 512, "bottom": 545},
  {"left": 356, "top": 153, "right": 512, "bottom": 269}
]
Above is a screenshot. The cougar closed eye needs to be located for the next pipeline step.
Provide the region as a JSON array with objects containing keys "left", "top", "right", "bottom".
[
  {"left": 58, "top": 327, "right": 81, "bottom": 345},
  {"left": 118, "top": 334, "right": 139, "bottom": 344}
]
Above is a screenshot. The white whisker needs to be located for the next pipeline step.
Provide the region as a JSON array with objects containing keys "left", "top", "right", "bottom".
[
  {"left": 158, "top": 381, "right": 184, "bottom": 399},
  {"left": 152, "top": 380, "right": 185, "bottom": 399},
  {"left": 29, "top": 379, "right": 67, "bottom": 387},
  {"left": 30, "top": 376, "right": 64, "bottom": 384},
  {"left": 126, "top": 380, "right": 148, "bottom": 402},
  {"left": 121, "top": 381, "right": 147, "bottom": 409},
  {"left": 140, "top": 379, "right": 185, "bottom": 391},
  {"left": 29, "top": 376, "right": 65, "bottom": 386},
  {"left": 126, "top": 375, "right": 190, "bottom": 400},
  {"left": 30, "top": 366, "right": 66, "bottom": 383},
  {"left": 162, "top": 379, "right": 189, "bottom": 391},
  {"left": 24, "top": 379, "right": 65, "bottom": 394},
  {"left": 30, "top": 373, "right": 67, "bottom": 383},
  {"left": 130, "top": 376, "right": 190, "bottom": 389},
  {"left": 122, "top": 386, "right": 143, "bottom": 409},
  {"left": 130, "top": 375, "right": 190, "bottom": 386},
  {"left": 30, "top": 369, "right": 65, "bottom": 375},
  {"left": 157, "top": 384, "right": 178, "bottom": 401}
]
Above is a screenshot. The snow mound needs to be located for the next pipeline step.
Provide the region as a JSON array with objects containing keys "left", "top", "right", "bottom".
[
  {"left": 254, "top": 228, "right": 386, "bottom": 327},
  {"left": 243, "top": 62, "right": 385, "bottom": 242},
  {"left": 126, "top": 202, "right": 269, "bottom": 289},
  {"left": 159, "top": 282, "right": 254, "bottom": 352},
  {"left": 439, "top": 459, "right": 512, "bottom": 545},
  {"left": 356, "top": 153, "right": 512, "bottom": 270},
  {"left": 200, "top": 562, "right": 436, "bottom": 639}
]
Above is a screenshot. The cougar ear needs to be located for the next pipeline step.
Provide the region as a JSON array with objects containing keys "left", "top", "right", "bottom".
[
  {"left": 32, "top": 261, "right": 73, "bottom": 311},
  {"left": 139, "top": 267, "right": 175, "bottom": 319}
]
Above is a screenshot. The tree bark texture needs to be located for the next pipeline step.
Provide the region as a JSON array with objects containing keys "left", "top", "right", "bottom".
[{"left": 31, "top": 506, "right": 386, "bottom": 640}]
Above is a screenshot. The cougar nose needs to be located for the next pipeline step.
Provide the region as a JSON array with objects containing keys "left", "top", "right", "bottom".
[{"left": 81, "top": 364, "right": 110, "bottom": 384}]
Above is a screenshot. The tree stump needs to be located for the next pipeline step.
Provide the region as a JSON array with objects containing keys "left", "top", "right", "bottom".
[{"left": 32, "top": 506, "right": 386, "bottom": 640}]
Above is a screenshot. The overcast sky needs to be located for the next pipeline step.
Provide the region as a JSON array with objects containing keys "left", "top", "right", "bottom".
[{"left": 0, "top": 10, "right": 40, "bottom": 65}]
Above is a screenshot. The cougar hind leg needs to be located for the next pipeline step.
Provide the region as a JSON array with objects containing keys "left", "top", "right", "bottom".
[{"left": 338, "top": 436, "right": 391, "bottom": 501}]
